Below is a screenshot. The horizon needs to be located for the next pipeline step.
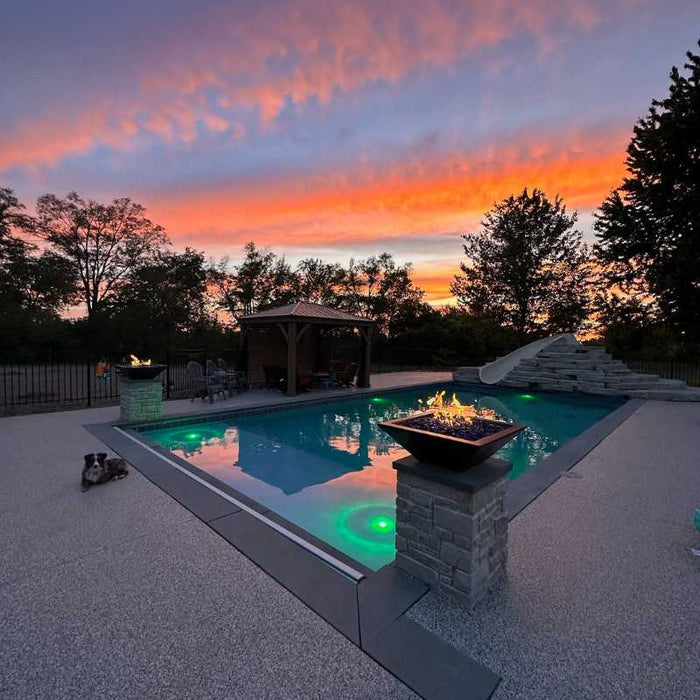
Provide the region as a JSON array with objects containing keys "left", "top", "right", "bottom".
[{"left": 2, "top": 1, "right": 698, "bottom": 304}]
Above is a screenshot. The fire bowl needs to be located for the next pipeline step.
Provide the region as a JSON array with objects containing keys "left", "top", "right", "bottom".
[
  {"left": 379, "top": 410, "right": 525, "bottom": 470},
  {"left": 115, "top": 363, "right": 167, "bottom": 380}
]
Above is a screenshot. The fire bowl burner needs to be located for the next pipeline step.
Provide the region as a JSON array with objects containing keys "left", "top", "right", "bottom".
[
  {"left": 379, "top": 410, "right": 525, "bottom": 471},
  {"left": 115, "top": 363, "right": 167, "bottom": 380}
]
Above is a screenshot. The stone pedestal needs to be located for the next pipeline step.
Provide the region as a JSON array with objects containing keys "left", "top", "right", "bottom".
[
  {"left": 393, "top": 455, "right": 510, "bottom": 608},
  {"left": 120, "top": 375, "right": 163, "bottom": 421}
]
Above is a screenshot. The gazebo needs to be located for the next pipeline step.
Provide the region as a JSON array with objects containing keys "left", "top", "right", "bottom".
[{"left": 238, "top": 301, "right": 375, "bottom": 396}]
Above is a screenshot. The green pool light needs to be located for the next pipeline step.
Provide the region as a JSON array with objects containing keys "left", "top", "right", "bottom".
[
  {"left": 185, "top": 431, "right": 201, "bottom": 440},
  {"left": 368, "top": 515, "right": 395, "bottom": 534},
  {"left": 371, "top": 397, "right": 386, "bottom": 404},
  {"left": 518, "top": 393, "right": 536, "bottom": 400}
]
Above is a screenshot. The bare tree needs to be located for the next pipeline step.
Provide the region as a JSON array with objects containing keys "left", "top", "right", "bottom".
[{"left": 30, "top": 192, "right": 168, "bottom": 319}]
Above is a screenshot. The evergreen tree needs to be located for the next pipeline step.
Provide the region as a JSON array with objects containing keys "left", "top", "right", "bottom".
[{"left": 595, "top": 44, "right": 700, "bottom": 344}]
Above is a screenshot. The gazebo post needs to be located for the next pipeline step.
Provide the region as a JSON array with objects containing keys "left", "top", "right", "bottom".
[
  {"left": 286, "top": 321, "right": 297, "bottom": 395},
  {"left": 358, "top": 326, "right": 372, "bottom": 388}
]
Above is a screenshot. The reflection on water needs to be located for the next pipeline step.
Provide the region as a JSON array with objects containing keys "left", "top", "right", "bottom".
[{"left": 145, "top": 388, "right": 620, "bottom": 570}]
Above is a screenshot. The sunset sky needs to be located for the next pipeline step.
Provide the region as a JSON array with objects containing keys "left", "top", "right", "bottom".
[{"left": 2, "top": 1, "right": 697, "bottom": 303}]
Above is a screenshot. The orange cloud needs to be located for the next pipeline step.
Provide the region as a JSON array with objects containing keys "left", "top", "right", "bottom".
[
  {"left": 145, "top": 126, "right": 628, "bottom": 248},
  {"left": 140, "top": 125, "right": 627, "bottom": 304},
  {"left": 0, "top": 0, "right": 611, "bottom": 171},
  {"left": 411, "top": 261, "right": 463, "bottom": 304}
]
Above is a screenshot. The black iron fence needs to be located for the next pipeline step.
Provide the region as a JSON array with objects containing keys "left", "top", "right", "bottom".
[
  {"left": 624, "top": 359, "right": 700, "bottom": 387},
  {"left": 0, "top": 348, "right": 241, "bottom": 414},
  {"left": 3, "top": 349, "right": 698, "bottom": 414},
  {"left": 370, "top": 345, "right": 483, "bottom": 373}
]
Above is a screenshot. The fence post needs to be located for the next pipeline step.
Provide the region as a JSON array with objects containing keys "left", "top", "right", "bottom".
[
  {"left": 86, "top": 353, "right": 92, "bottom": 407},
  {"left": 166, "top": 347, "right": 171, "bottom": 400}
]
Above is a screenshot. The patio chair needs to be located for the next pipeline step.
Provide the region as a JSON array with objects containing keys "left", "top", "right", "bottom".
[
  {"left": 218, "top": 358, "right": 248, "bottom": 392},
  {"left": 336, "top": 362, "right": 358, "bottom": 387},
  {"left": 187, "top": 361, "right": 226, "bottom": 403},
  {"left": 319, "top": 371, "right": 337, "bottom": 389}
]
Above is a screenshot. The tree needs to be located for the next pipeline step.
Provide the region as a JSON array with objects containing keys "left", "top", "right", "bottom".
[
  {"left": 113, "top": 248, "right": 213, "bottom": 354},
  {"left": 594, "top": 44, "right": 700, "bottom": 344},
  {"left": 0, "top": 188, "right": 79, "bottom": 358},
  {"left": 214, "top": 242, "right": 297, "bottom": 317},
  {"left": 30, "top": 192, "right": 168, "bottom": 320},
  {"left": 1, "top": 188, "right": 77, "bottom": 317},
  {"left": 337, "top": 253, "right": 425, "bottom": 334},
  {"left": 451, "top": 188, "right": 591, "bottom": 338},
  {"left": 293, "top": 258, "right": 346, "bottom": 305}
]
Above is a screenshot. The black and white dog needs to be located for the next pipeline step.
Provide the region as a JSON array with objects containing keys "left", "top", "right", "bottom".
[{"left": 81, "top": 452, "right": 129, "bottom": 491}]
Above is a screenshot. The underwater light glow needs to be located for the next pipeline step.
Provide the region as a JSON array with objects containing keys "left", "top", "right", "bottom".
[
  {"left": 519, "top": 394, "right": 536, "bottom": 400},
  {"left": 368, "top": 515, "right": 395, "bottom": 534},
  {"left": 337, "top": 504, "right": 397, "bottom": 553},
  {"left": 186, "top": 432, "right": 201, "bottom": 440}
]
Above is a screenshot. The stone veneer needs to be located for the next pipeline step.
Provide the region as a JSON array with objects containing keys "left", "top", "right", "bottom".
[
  {"left": 120, "top": 375, "right": 164, "bottom": 421},
  {"left": 455, "top": 336, "right": 700, "bottom": 401},
  {"left": 393, "top": 455, "right": 510, "bottom": 608}
]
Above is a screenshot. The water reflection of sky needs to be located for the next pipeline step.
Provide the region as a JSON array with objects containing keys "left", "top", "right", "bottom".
[{"left": 145, "top": 388, "right": 620, "bottom": 569}]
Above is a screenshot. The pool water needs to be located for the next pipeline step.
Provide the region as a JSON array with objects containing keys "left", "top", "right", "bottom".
[{"left": 143, "top": 386, "right": 621, "bottom": 570}]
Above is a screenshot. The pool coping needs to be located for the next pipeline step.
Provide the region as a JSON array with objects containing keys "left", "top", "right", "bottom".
[{"left": 85, "top": 383, "right": 640, "bottom": 700}]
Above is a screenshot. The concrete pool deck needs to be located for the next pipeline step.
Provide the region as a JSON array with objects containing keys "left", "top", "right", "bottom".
[
  {"left": 0, "top": 372, "right": 446, "bottom": 700},
  {"left": 409, "top": 399, "right": 700, "bottom": 699},
  {"left": 1, "top": 373, "right": 699, "bottom": 698}
]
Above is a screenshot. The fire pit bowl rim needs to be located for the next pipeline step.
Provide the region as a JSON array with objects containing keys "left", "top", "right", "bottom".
[
  {"left": 115, "top": 363, "right": 167, "bottom": 380},
  {"left": 378, "top": 409, "right": 525, "bottom": 470}
]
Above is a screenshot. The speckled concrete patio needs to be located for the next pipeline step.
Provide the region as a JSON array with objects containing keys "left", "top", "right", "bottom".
[
  {"left": 1, "top": 375, "right": 699, "bottom": 699},
  {"left": 0, "top": 372, "right": 447, "bottom": 700},
  {"left": 409, "top": 399, "right": 700, "bottom": 699}
]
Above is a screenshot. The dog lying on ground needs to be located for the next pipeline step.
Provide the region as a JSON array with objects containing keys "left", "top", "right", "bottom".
[{"left": 81, "top": 452, "right": 129, "bottom": 491}]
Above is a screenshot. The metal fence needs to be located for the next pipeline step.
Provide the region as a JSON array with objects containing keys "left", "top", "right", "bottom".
[
  {"left": 370, "top": 346, "right": 484, "bottom": 374},
  {"left": 624, "top": 360, "right": 700, "bottom": 387},
  {"left": 3, "top": 350, "right": 697, "bottom": 413},
  {"left": 0, "top": 348, "right": 240, "bottom": 414}
]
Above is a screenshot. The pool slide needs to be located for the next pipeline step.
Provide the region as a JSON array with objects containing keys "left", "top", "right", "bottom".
[{"left": 478, "top": 333, "right": 577, "bottom": 385}]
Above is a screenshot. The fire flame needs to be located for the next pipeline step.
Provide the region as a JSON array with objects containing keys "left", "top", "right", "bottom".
[
  {"left": 129, "top": 354, "right": 152, "bottom": 367},
  {"left": 417, "top": 390, "right": 496, "bottom": 425}
]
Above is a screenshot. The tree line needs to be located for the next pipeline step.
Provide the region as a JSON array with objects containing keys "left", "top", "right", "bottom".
[{"left": 1, "top": 43, "right": 698, "bottom": 364}]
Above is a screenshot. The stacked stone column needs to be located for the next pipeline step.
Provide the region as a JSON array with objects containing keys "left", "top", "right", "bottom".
[
  {"left": 120, "top": 375, "right": 163, "bottom": 421},
  {"left": 394, "top": 455, "right": 510, "bottom": 608}
]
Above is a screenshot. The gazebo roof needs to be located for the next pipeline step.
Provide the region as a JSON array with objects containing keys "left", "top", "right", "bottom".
[{"left": 238, "top": 301, "right": 374, "bottom": 326}]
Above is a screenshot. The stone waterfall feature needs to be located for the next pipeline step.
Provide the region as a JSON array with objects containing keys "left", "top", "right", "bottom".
[{"left": 455, "top": 336, "right": 700, "bottom": 401}]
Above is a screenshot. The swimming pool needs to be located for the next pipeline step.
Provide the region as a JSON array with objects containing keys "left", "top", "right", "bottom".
[{"left": 142, "top": 385, "right": 622, "bottom": 570}]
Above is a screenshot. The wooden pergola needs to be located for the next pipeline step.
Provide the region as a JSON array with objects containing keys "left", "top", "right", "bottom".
[{"left": 238, "top": 301, "right": 375, "bottom": 396}]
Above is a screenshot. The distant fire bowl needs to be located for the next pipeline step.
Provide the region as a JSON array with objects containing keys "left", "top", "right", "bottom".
[
  {"left": 115, "top": 363, "right": 167, "bottom": 380},
  {"left": 379, "top": 410, "right": 525, "bottom": 470}
]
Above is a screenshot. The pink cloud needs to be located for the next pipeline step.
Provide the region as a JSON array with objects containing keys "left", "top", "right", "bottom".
[{"left": 0, "top": 0, "right": 612, "bottom": 171}]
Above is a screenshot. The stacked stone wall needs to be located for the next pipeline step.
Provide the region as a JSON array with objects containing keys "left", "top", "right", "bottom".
[
  {"left": 120, "top": 376, "right": 163, "bottom": 421},
  {"left": 394, "top": 459, "right": 508, "bottom": 608}
]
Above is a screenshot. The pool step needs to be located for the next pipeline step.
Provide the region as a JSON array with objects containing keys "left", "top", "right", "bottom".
[{"left": 496, "top": 339, "right": 698, "bottom": 401}]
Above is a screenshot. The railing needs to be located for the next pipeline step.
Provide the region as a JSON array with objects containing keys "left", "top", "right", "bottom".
[
  {"left": 0, "top": 348, "right": 240, "bottom": 414},
  {"left": 624, "top": 360, "right": 700, "bottom": 387}
]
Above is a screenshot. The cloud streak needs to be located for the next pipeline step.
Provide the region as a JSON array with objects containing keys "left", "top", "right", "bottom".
[
  {"left": 0, "top": 0, "right": 609, "bottom": 171},
  {"left": 144, "top": 125, "right": 628, "bottom": 249}
]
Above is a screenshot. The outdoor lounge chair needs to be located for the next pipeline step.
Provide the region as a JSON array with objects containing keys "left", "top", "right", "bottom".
[{"left": 187, "top": 361, "right": 226, "bottom": 403}]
